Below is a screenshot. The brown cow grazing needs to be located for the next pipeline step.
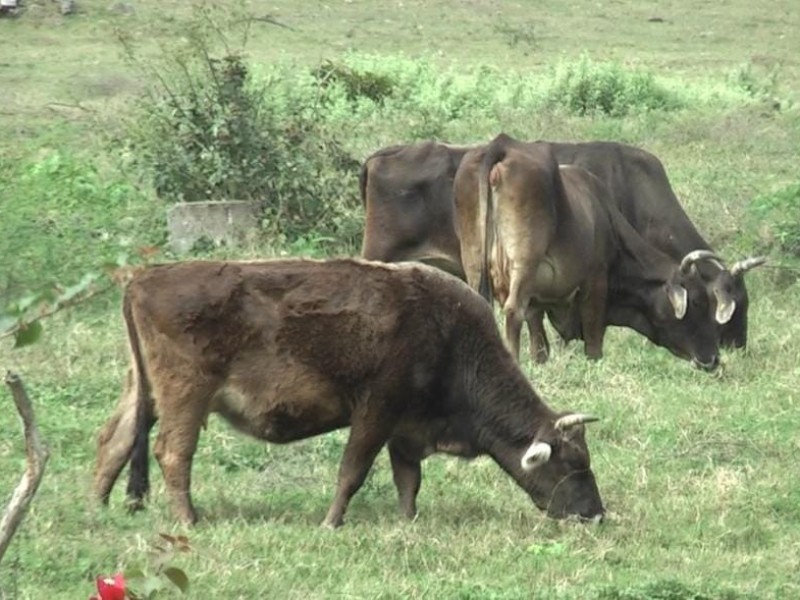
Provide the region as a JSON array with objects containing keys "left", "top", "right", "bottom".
[
  {"left": 454, "top": 134, "right": 721, "bottom": 370},
  {"left": 94, "top": 258, "right": 605, "bottom": 527},
  {"left": 454, "top": 137, "right": 614, "bottom": 363},
  {"left": 360, "top": 140, "right": 764, "bottom": 350}
]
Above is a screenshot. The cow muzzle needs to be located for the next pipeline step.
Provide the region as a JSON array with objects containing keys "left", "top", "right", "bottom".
[{"left": 692, "top": 354, "right": 720, "bottom": 372}]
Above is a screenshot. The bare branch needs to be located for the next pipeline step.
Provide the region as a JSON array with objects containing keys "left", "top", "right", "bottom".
[{"left": 0, "top": 372, "right": 50, "bottom": 563}]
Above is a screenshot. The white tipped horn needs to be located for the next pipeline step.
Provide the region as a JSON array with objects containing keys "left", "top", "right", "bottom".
[
  {"left": 521, "top": 442, "right": 551, "bottom": 471},
  {"left": 555, "top": 413, "right": 600, "bottom": 431},
  {"left": 680, "top": 250, "right": 725, "bottom": 273},
  {"left": 730, "top": 256, "right": 767, "bottom": 277}
]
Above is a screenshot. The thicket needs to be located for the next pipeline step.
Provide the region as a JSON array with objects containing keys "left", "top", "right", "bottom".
[
  {"left": 118, "top": 11, "right": 361, "bottom": 245},
  {"left": 750, "top": 183, "right": 800, "bottom": 256}
]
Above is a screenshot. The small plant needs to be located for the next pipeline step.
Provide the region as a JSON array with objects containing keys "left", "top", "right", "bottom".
[
  {"left": 312, "top": 60, "right": 395, "bottom": 104},
  {"left": 89, "top": 535, "right": 190, "bottom": 600},
  {"left": 492, "top": 20, "right": 537, "bottom": 51},
  {"left": 749, "top": 183, "right": 800, "bottom": 256},
  {"left": 544, "top": 55, "right": 682, "bottom": 117}
]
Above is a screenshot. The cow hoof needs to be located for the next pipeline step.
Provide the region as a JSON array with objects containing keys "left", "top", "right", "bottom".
[
  {"left": 320, "top": 517, "right": 344, "bottom": 529},
  {"left": 125, "top": 497, "right": 146, "bottom": 514}
]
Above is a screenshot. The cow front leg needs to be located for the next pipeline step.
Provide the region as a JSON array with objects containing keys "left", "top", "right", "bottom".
[
  {"left": 579, "top": 276, "right": 607, "bottom": 360},
  {"left": 388, "top": 439, "right": 422, "bottom": 520},
  {"left": 525, "top": 306, "right": 550, "bottom": 363},
  {"left": 322, "top": 416, "right": 392, "bottom": 528}
]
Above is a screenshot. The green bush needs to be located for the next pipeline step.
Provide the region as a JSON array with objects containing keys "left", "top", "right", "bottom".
[
  {"left": 0, "top": 152, "right": 160, "bottom": 301},
  {"left": 119, "top": 10, "right": 361, "bottom": 245},
  {"left": 749, "top": 183, "right": 800, "bottom": 256},
  {"left": 544, "top": 55, "right": 683, "bottom": 117}
]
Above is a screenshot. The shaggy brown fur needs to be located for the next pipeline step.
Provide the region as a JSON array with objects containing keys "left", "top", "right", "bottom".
[{"left": 94, "top": 258, "right": 604, "bottom": 527}]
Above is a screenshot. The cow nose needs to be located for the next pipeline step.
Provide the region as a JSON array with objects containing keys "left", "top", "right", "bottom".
[
  {"left": 580, "top": 511, "right": 604, "bottom": 525},
  {"left": 692, "top": 355, "right": 720, "bottom": 372}
]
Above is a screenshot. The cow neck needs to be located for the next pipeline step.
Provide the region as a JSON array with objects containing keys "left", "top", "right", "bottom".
[
  {"left": 460, "top": 335, "right": 555, "bottom": 456},
  {"left": 608, "top": 208, "right": 676, "bottom": 292}
]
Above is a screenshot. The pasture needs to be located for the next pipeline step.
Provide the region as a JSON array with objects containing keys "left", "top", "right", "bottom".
[{"left": 1, "top": 0, "right": 799, "bottom": 598}]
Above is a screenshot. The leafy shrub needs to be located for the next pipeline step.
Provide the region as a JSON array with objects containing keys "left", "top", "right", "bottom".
[
  {"left": 749, "top": 183, "right": 800, "bottom": 256},
  {"left": 119, "top": 7, "right": 361, "bottom": 244},
  {"left": 727, "top": 62, "right": 787, "bottom": 109},
  {"left": 0, "top": 151, "right": 160, "bottom": 301},
  {"left": 312, "top": 60, "right": 395, "bottom": 104},
  {"left": 544, "top": 55, "right": 683, "bottom": 117}
]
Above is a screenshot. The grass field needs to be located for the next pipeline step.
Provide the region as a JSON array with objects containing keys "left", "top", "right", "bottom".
[{"left": 1, "top": 1, "right": 799, "bottom": 598}]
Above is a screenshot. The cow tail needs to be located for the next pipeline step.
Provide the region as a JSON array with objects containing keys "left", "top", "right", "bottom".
[
  {"left": 478, "top": 145, "right": 505, "bottom": 304},
  {"left": 124, "top": 291, "right": 156, "bottom": 508}
]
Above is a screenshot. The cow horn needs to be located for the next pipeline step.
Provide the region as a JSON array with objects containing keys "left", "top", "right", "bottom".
[
  {"left": 680, "top": 250, "right": 725, "bottom": 273},
  {"left": 521, "top": 442, "right": 551, "bottom": 471},
  {"left": 730, "top": 256, "right": 767, "bottom": 277},
  {"left": 554, "top": 413, "right": 600, "bottom": 431}
]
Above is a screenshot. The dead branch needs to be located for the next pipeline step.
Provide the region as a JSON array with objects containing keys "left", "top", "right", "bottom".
[{"left": 0, "top": 372, "right": 49, "bottom": 564}]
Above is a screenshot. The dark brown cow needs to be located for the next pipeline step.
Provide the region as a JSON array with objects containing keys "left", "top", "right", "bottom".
[
  {"left": 360, "top": 140, "right": 764, "bottom": 350},
  {"left": 360, "top": 141, "right": 471, "bottom": 279},
  {"left": 454, "top": 134, "right": 720, "bottom": 370},
  {"left": 547, "top": 142, "right": 766, "bottom": 349},
  {"left": 94, "top": 259, "right": 604, "bottom": 527}
]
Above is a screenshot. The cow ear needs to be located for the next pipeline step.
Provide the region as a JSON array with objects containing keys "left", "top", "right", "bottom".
[
  {"left": 666, "top": 283, "right": 687, "bottom": 319},
  {"left": 713, "top": 289, "right": 736, "bottom": 324},
  {"left": 521, "top": 442, "right": 551, "bottom": 471}
]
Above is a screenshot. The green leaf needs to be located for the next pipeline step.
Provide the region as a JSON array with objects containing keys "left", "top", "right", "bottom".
[
  {"left": 140, "top": 574, "right": 166, "bottom": 597},
  {"left": 124, "top": 567, "right": 147, "bottom": 581},
  {"left": 163, "top": 566, "right": 190, "bottom": 593},
  {"left": 14, "top": 320, "right": 43, "bottom": 348},
  {"left": 0, "top": 314, "right": 18, "bottom": 336}
]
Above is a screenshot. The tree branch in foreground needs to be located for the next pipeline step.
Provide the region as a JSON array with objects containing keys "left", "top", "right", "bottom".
[{"left": 0, "top": 371, "right": 50, "bottom": 564}]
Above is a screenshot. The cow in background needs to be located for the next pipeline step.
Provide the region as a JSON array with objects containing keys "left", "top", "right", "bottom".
[
  {"left": 454, "top": 134, "right": 721, "bottom": 370},
  {"left": 547, "top": 141, "right": 765, "bottom": 349},
  {"left": 360, "top": 140, "right": 765, "bottom": 349}
]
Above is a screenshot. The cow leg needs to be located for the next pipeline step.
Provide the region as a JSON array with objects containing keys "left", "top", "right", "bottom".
[
  {"left": 525, "top": 306, "right": 550, "bottom": 364},
  {"left": 94, "top": 369, "right": 139, "bottom": 504},
  {"left": 153, "top": 418, "right": 203, "bottom": 524},
  {"left": 151, "top": 384, "right": 207, "bottom": 524},
  {"left": 322, "top": 412, "right": 393, "bottom": 528},
  {"left": 388, "top": 439, "right": 422, "bottom": 519},
  {"left": 579, "top": 275, "right": 607, "bottom": 360}
]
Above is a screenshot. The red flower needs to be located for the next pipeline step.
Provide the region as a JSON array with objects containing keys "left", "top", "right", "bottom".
[{"left": 89, "top": 573, "right": 126, "bottom": 600}]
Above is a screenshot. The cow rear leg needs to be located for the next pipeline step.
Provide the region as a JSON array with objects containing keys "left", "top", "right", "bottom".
[
  {"left": 388, "top": 439, "right": 422, "bottom": 520},
  {"left": 152, "top": 410, "right": 204, "bottom": 525},
  {"left": 525, "top": 307, "right": 550, "bottom": 364},
  {"left": 502, "top": 304, "right": 525, "bottom": 362},
  {"left": 322, "top": 414, "right": 393, "bottom": 528},
  {"left": 94, "top": 371, "right": 138, "bottom": 504}
]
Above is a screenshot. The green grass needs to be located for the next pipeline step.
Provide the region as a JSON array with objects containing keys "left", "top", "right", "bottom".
[{"left": 2, "top": 0, "right": 800, "bottom": 598}]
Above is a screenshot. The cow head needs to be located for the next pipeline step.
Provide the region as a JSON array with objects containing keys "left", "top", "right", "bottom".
[
  {"left": 684, "top": 254, "right": 766, "bottom": 349},
  {"left": 519, "top": 413, "right": 604, "bottom": 522},
  {"left": 650, "top": 263, "right": 722, "bottom": 371}
]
